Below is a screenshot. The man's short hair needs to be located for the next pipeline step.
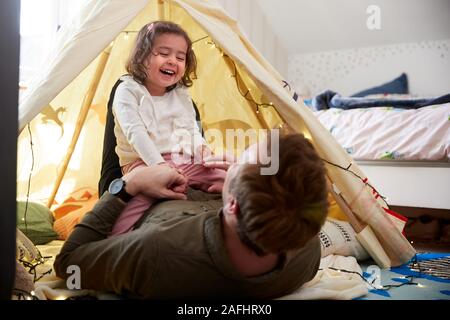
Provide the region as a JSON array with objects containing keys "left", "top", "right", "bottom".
[{"left": 230, "top": 133, "right": 328, "bottom": 255}]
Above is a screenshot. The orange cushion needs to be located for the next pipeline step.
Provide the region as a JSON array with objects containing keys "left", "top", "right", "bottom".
[{"left": 52, "top": 188, "right": 98, "bottom": 239}]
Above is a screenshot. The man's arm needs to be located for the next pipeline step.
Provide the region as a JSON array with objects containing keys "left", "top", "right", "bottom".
[
  {"left": 54, "top": 166, "right": 187, "bottom": 295},
  {"left": 54, "top": 194, "right": 160, "bottom": 294}
]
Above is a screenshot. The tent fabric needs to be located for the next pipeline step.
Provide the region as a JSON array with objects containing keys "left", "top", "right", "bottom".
[{"left": 17, "top": 0, "right": 415, "bottom": 268}]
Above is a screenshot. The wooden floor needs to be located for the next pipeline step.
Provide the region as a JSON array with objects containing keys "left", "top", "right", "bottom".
[
  {"left": 390, "top": 205, "right": 450, "bottom": 253},
  {"left": 412, "top": 241, "right": 450, "bottom": 253}
]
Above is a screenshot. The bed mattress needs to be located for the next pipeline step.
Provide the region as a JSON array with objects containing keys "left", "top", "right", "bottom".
[{"left": 314, "top": 103, "right": 450, "bottom": 161}]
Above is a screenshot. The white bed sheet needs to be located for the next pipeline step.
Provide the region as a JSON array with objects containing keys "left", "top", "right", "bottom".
[{"left": 314, "top": 103, "right": 450, "bottom": 161}]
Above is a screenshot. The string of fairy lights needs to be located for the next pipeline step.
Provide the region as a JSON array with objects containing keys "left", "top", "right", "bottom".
[
  {"left": 23, "top": 123, "right": 35, "bottom": 233},
  {"left": 120, "top": 31, "right": 282, "bottom": 124},
  {"left": 321, "top": 159, "right": 389, "bottom": 206},
  {"left": 18, "top": 255, "right": 52, "bottom": 283},
  {"left": 320, "top": 254, "right": 432, "bottom": 292},
  {"left": 197, "top": 37, "right": 281, "bottom": 124},
  {"left": 18, "top": 31, "right": 430, "bottom": 300}
]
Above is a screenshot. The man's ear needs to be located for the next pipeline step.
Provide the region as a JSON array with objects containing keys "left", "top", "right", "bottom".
[{"left": 227, "top": 197, "right": 240, "bottom": 217}]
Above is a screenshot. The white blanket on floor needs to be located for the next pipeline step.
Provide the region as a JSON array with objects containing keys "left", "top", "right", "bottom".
[{"left": 278, "top": 255, "right": 369, "bottom": 300}]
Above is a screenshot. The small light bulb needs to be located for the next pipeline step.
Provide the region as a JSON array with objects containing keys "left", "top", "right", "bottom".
[{"left": 124, "top": 32, "right": 129, "bottom": 40}]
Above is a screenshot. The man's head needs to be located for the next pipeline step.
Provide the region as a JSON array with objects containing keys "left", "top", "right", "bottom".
[{"left": 223, "top": 133, "right": 328, "bottom": 255}]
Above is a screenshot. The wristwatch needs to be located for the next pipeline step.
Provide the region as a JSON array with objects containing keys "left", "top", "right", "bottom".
[{"left": 108, "top": 178, "right": 133, "bottom": 203}]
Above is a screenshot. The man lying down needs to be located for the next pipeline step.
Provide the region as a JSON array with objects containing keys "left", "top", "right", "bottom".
[{"left": 54, "top": 133, "right": 329, "bottom": 299}]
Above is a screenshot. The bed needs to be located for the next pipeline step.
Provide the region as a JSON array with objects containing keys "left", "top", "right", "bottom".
[
  {"left": 301, "top": 89, "right": 450, "bottom": 250},
  {"left": 306, "top": 95, "right": 450, "bottom": 212}
]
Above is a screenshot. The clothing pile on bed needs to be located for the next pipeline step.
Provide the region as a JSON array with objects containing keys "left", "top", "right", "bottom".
[
  {"left": 302, "top": 74, "right": 450, "bottom": 161},
  {"left": 312, "top": 90, "right": 450, "bottom": 111}
]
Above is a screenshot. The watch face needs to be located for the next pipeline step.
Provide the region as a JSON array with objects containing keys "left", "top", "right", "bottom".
[{"left": 109, "top": 178, "right": 124, "bottom": 195}]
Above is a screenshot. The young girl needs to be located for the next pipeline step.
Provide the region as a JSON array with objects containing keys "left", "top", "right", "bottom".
[{"left": 110, "top": 21, "right": 225, "bottom": 236}]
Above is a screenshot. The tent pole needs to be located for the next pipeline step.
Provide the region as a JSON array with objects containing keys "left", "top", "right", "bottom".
[
  {"left": 46, "top": 44, "right": 113, "bottom": 208},
  {"left": 158, "top": 0, "right": 165, "bottom": 20},
  {"left": 327, "top": 176, "right": 391, "bottom": 268},
  {"left": 328, "top": 178, "right": 364, "bottom": 232}
]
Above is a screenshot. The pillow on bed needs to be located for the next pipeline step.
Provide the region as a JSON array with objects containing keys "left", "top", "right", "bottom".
[
  {"left": 17, "top": 201, "right": 58, "bottom": 245},
  {"left": 351, "top": 73, "right": 409, "bottom": 97}
]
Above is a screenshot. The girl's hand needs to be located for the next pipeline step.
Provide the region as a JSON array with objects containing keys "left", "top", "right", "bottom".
[
  {"left": 195, "top": 145, "right": 213, "bottom": 163},
  {"left": 202, "top": 151, "right": 236, "bottom": 171}
]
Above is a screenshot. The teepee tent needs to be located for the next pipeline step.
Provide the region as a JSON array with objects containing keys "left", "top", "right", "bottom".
[{"left": 17, "top": 0, "right": 415, "bottom": 268}]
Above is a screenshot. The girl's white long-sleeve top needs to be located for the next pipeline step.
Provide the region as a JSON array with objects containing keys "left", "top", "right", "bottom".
[{"left": 113, "top": 75, "right": 205, "bottom": 167}]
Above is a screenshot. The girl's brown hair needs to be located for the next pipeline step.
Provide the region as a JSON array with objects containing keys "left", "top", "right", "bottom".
[{"left": 126, "top": 21, "right": 197, "bottom": 91}]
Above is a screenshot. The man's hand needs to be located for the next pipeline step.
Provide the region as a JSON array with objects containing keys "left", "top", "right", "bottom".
[{"left": 123, "top": 165, "right": 188, "bottom": 200}]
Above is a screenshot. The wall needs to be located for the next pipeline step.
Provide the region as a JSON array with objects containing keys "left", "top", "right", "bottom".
[
  {"left": 216, "top": 0, "right": 288, "bottom": 78},
  {"left": 288, "top": 39, "right": 450, "bottom": 97},
  {"left": 278, "top": 0, "right": 450, "bottom": 97},
  {"left": 258, "top": 0, "right": 450, "bottom": 55}
]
